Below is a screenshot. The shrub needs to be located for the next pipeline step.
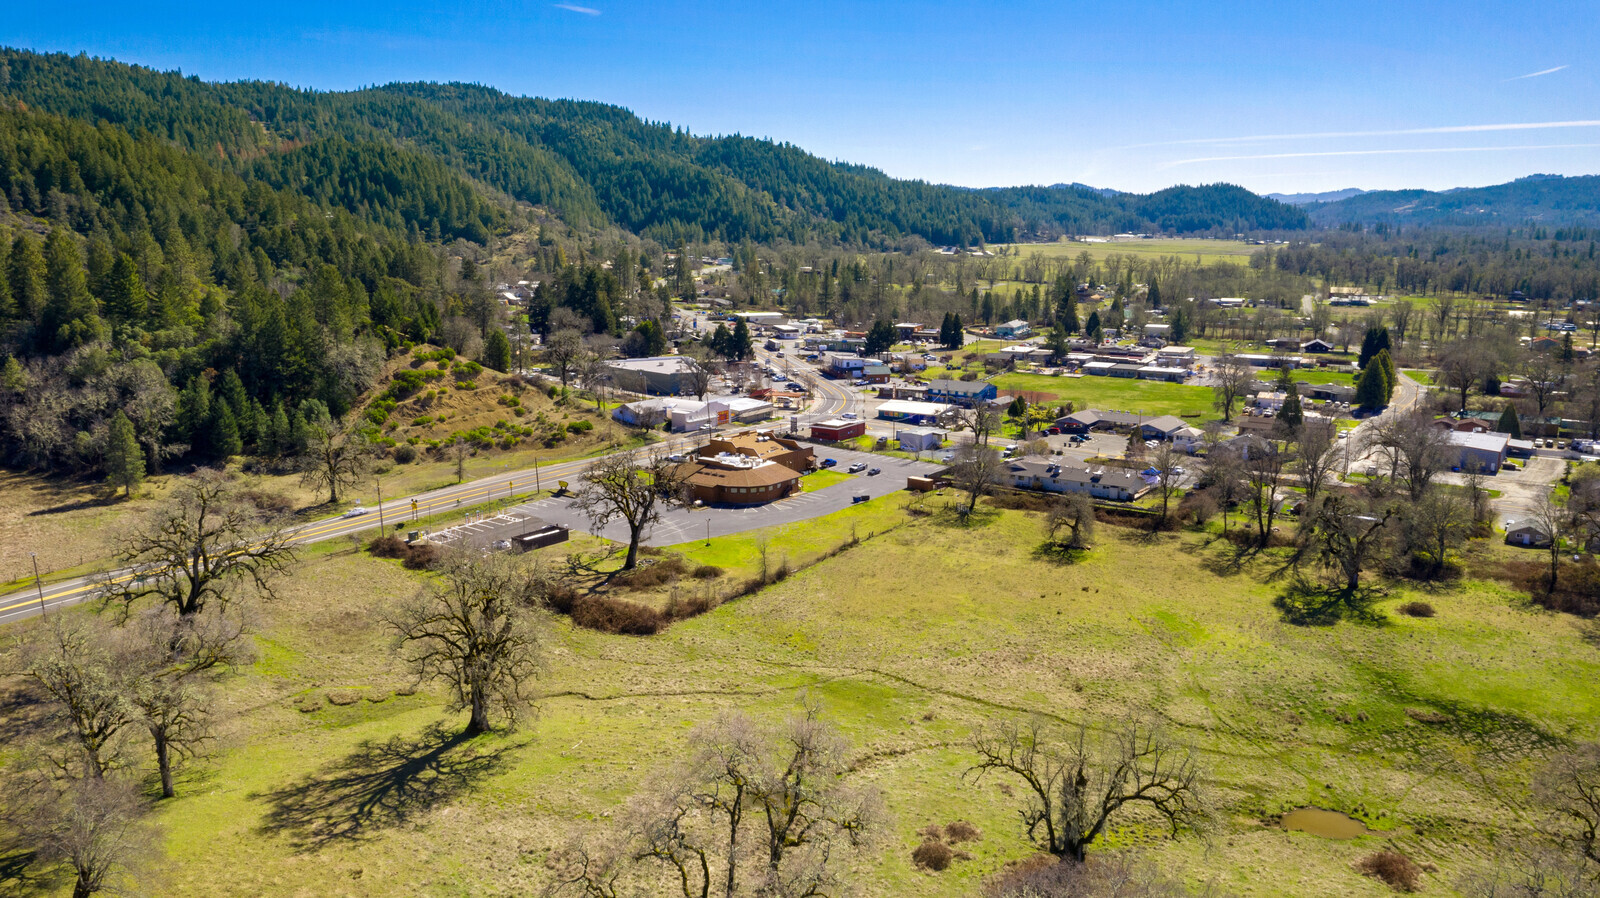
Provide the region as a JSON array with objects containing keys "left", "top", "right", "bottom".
[
  {"left": 570, "top": 595, "right": 664, "bottom": 635},
  {"left": 455, "top": 380, "right": 478, "bottom": 390},
  {"left": 1397, "top": 601, "right": 1435, "bottom": 618},
  {"left": 944, "top": 821, "right": 982, "bottom": 843},
  {"left": 367, "top": 535, "right": 407, "bottom": 558},
  {"left": 664, "top": 591, "right": 719, "bottom": 620},
  {"left": 402, "top": 543, "right": 441, "bottom": 570},
  {"left": 240, "top": 489, "right": 296, "bottom": 518},
  {"left": 325, "top": 690, "right": 361, "bottom": 706},
  {"left": 542, "top": 580, "right": 580, "bottom": 614},
  {"left": 691, "top": 564, "right": 725, "bottom": 580},
  {"left": 1356, "top": 850, "right": 1422, "bottom": 892},
  {"left": 567, "top": 420, "right": 594, "bottom": 434},
  {"left": 911, "top": 840, "right": 953, "bottom": 872},
  {"left": 411, "top": 415, "right": 433, "bottom": 426},
  {"left": 392, "top": 443, "right": 418, "bottom": 464},
  {"left": 610, "top": 556, "right": 688, "bottom": 590}
]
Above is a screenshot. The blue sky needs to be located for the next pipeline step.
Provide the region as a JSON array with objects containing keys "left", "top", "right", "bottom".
[{"left": 5, "top": 1, "right": 1597, "bottom": 194}]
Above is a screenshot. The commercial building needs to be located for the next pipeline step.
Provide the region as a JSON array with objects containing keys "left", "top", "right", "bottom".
[
  {"left": 995, "top": 319, "right": 1032, "bottom": 338},
  {"left": 1447, "top": 430, "right": 1510, "bottom": 474},
  {"left": 604, "top": 356, "right": 701, "bottom": 395},
  {"left": 1002, "top": 459, "right": 1149, "bottom": 501},
  {"left": 894, "top": 426, "right": 946, "bottom": 451},
  {"left": 876, "top": 400, "right": 954, "bottom": 425},
  {"left": 676, "top": 432, "right": 815, "bottom": 506},
  {"left": 810, "top": 419, "right": 866, "bottom": 441},
  {"left": 926, "top": 379, "right": 998, "bottom": 407}
]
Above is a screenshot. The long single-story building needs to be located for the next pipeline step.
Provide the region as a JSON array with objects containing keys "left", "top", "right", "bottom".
[
  {"left": 1002, "top": 459, "right": 1149, "bottom": 501},
  {"left": 811, "top": 418, "right": 866, "bottom": 441},
  {"left": 877, "top": 399, "right": 954, "bottom": 425},
  {"left": 926, "top": 379, "right": 998, "bottom": 407}
]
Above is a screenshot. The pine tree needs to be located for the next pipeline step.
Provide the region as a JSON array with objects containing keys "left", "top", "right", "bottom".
[
  {"left": 1169, "top": 305, "right": 1187, "bottom": 343},
  {"left": 1060, "top": 298, "right": 1080, "bottom": 334},
  {"left": 1354, "top": 361, "right": 1388, "bottom": 409},
  {"left": 482, "top": 328, "right": 512, "bottom": 372},
  {"left": 268, "top": 402, "right": 292, "bottom": 458},
  {"left": 104, "top": 411, "right": 144, "bottom": 498},
  {"left": 40, "top": 229, "right": 106, "bottom": 352},
  {"left": 209, "top": 403, "right": 242, "bottom": 459},
  {"left": 731, "top": 319, "right": 753, "bottom": 360},
  {"left": 1085, "top": 310, "right": 1102, "bottom": 343},
  {"left": 178, "top": 376, "right": 212, "bottom": 458},
  {"left": 1496, "top": 403, "right": 1523, "bottom": 439},
  {"left": 1279, "top": 389, "right": 1304, "bottom": 432},
  {"left": 101, "top": 252, "right": 148, "bottom": 326},
  {"left": 1375, "top": 348, "right": 1397, "bottom": 402},
  {"left": 1147, "top": 278, "right": 1162, "bottom": 309},
  {"left": 7, "top": 232, "right": 46, "bottom": 322}
]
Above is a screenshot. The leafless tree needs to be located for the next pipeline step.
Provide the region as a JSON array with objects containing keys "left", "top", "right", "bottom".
[
  {"left": 299, "top": 416, "right": 375, "bottom": 505},
  {"left": 1045, "top": 493, "right": 1096, "bottom": 550},
  {"left": 1573, "top": 362, "right": 1600, "bottom": 441},
  {"left": 1292, "top": 417, "right": 1341, "bottom": 508},
  {"left": 1402, "top": 489, "right": 1475, "bottom": 579},
  {"left": 1303, "top": 494, "right": 1395, "bottom": 592},
  {"left": 1210, "top": 352, "right": 1254, "bottom": 423},
  {"left": 1239, "top": 437, "right": 1285, "bottom": 547},
  {"left": 578, "top": 349, "right": 610, "bottom": 411},
  {"left": 572, "top": 451, "right": 688, "bottom": 571},
  {"left": 1373, "top": 409, "right": 1452, "bottom": 502},
  {"left": 451, "top": 435, "right": 470, "bottom": 483},
  {"left": 988, "top": 850, "right": 1192, "bottom": 898},
  {"left": 1523, "top": 350, "right": 1570, "bottom": 425},
  {"left": 1388, "top": 299, "right": 1415, "bottom": 347},
  {"left": 545, "top": 328, "right": 586, "bottom": 397},
  {"left": 1457, "top": 843, "right": 1600, "bottom": 898},
  {"left": 1528, "top": 489, "right": 1572, "bottom": 593},
  {"left": 125, "top": 665, "right": 211, "bottom": 800},
  {"left": 387, "top": 552, "right": 546, "bottom": 736},
  {"left": 102, "top": 470, "right": 297, "bottom": 619},
  {"left": 951, "top": 444, "right": 1004, "bottom": 517},
  {"left": 24, "top": 618, "right": 134, "bottom": 779},
  {"left": 1149, "top": 443, "right": 1183, "bottom": 528},
  {"left": 1437, "top": 339, "right": 1490, "bottom": 413},
  {"left": 680, "top": 345, "right": 719, "bottom": 401},
  {"left": 28, "top": 775, "right": 156, "bottom": 898},
  {"left": 955, "top": 405, "right": 1002, "bottom": 448},
  {"left": 969, "top": 716, "right": 1205, "bottom": 862},
  {"left": 553, "top": 703, "right": 881, "bottom": 898}
]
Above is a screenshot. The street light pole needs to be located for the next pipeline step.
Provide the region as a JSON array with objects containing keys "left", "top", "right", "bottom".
[
  {"left": 375, "top": 477, "right": 385, "bottom": 531},
  {"left": 30, "top": 552, "right": 46, "bottom": 617}
]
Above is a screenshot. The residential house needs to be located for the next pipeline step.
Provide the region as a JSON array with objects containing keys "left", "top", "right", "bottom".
[
  {"left": 1300, "top": 338, "right": 1335, "bottom": 353},
  {"left": 1139, "top": 416, "right": 1192, "bottom": 441},
  {"left": 1504, "top": 518, "right": 1553, "bottom": 548},
  {"left": 995, "top": 319, "right": 1032, "bottom": 338}
]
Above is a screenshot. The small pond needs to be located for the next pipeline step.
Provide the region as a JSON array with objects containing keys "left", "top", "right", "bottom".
[{"left": 1280, "top": 807, "right": 1370, "bottom": 840}]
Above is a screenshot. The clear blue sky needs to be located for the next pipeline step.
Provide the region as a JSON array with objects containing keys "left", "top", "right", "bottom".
[{"left": 5, "top": 1, "right": 1598, "bottom": 194}]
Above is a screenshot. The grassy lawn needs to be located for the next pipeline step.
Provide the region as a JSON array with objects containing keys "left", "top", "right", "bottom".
[
  {"left": 1291, "top": 369, "right": 1359, "bottom": 385},
  {"left": 1401, "top": 368, "right": 1436, "bottom": 386},
  {"left": 991, "top": 372, "right": 1217, "bottom": 418},
  {"left": 20, "top": 497, "right": 1593, "bottom": 897},
  {"left": 992, "top": 238, "right": 1263, "bottom": 266},
  {"left": 799, "top": 469, "right": 854, "bottom": 491}
]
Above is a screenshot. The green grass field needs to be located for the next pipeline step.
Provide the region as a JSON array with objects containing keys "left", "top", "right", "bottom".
[
  {"left": 991, "top": 372, "right": 1217, "bottom": 418},
  {"left": 25, "top": 496, "right": 1589, "bottom": 897},
  {"left": 992, "top": 238, "right": 1265, "bottom": 267}
]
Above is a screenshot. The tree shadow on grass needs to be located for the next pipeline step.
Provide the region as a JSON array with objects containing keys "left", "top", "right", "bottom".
[
  {"left": 253, "top": 722, "right": 514, "bottom": 851},
  {"left": 1274, "top": 581, "right": 1388, "bottom": 627},
  {"left": 1032, "top": 542, "right": 1091, "bottom": 565}
]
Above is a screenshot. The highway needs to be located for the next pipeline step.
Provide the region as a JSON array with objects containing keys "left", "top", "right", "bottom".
[{"left": 0, "top": 432, "right": 721, "bottom": 627}]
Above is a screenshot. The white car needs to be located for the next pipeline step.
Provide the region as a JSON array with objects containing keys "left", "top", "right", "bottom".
[
  {"left": 343, "top": 505, "right": 369, "bottom": 519},
  {"left": 841, "top": 412, "right": 858, "bottom": 419}
]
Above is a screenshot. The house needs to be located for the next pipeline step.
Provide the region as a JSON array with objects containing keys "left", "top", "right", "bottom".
[
  {"left": 1143, "top": 323, "right": 1171, "bottom": 338},
  {"left": 1434, "top": 416, "right": 1490, "bottom": 434},
  {"left": 811, "top": 418, "right": 866, "bottom": 441},
  {"left": 1002, "top": 459, "right": 1150, "bottom": 501},
  {"left": 1447, "top": 430, "right": 1509, "bottom": 474},
  {"left": 1057, "top": 409, "right": 1146, "bottom": 433},
  {"left": 894, "top": 426, "right": 946, "bottom": 451},
  {"left": 1300, "top": 338, "right": 1335, "bottom": 353},
  {"left": 877, "top": 399, "right": 954, "bottom": 425},
  {"left": 1306, "top": 383, "right": 1356, "bottom": 402},
  {"left": 926, "top": 379, "right": 998, "bottom": 407},
  {"left": 1253, "top": 391, "right": 1287, "bottom": 411},
  {"left": 861, "top": 365, "right": 892, "bottom": 384},
  {"left": 1170, "top": 426, "right": 1206, "bottom": 454},
  {"left": 604, "top": 356, "right": 702, "bottom": 395},
  {"left": 995, "top": 319, "right": 1032, "bottom": 338},
  {"left": 1139, "top": 416, "right": 1192, "bottom": 441},
  {"left": 1528, "top": 336, "right": 1562, "bottom": 353},
  {"left": 893, "top": 322, "right": 923, "bottom": 340},
  {"left": 1504, "top": 518, "right": 1553, "bottom": 548}
]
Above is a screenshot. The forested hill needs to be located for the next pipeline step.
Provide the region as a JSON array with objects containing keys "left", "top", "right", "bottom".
[
  {"left": 0, "top": 48, "right": 1307, "bottom": 244},
  {"left": 1308, "top": 175, "right": 1600, "bottom": 228}
]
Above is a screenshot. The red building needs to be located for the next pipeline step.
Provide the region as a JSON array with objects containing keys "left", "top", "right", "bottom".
[{"left": 810, "top": 418, "right": 866, "bottom": 441}]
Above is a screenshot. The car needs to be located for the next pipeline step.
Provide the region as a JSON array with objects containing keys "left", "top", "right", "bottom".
[
  {"left": 1069, "top": 434, "right": 1087, "bottom": 443},
  {"left": 343, "top": 505, "right": 368, "bottom": 518},
  {"left": 775, "top": 351, "right": 784, "bottom": 357},
  {"left": 867, "top": 467, "right": 881, "bottom": 476},
  {"left": 1047, "top": 426, "right": 1061, "bottom": 435},
  {"left": 820, "top": 458, "right": 838, "bottom": 467},
  {"left": 841, "top": 412, "right": 858, "bottom": 419},
  {"left": 666, "top": 453, "right": 686, "bottom": 463},
  {"left": 940, "top": 452, "right": 955, "bottom": 462},
  {"left": 848, "top": 462, "right": 868, "bottom": 473},
  {"left": 853, "top": 379, "right": 868, "bottom": 386}
]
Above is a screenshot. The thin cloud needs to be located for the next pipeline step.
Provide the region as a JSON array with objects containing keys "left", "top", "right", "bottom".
[
  {"left": 1505, "top": 65, "right": 1569, "bottom": 81},
  {"left": 1125, "top": 119, "right": 1600, "bottom": 149},
  {"left": 1159, "top": 143, "right": 1600, "bottom": 169},
  {"left": 554, "top": 2, "right": 601, "bottom": 14}
]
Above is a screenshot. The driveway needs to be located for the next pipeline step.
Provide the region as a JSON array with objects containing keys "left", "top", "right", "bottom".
[{"left": 511, "top": 446, "right": 942, "bottom": 547}]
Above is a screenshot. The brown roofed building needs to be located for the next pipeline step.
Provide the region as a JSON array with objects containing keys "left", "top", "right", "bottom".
[{"left": 678, "top": 430, "right": 815, "bottom": 506}]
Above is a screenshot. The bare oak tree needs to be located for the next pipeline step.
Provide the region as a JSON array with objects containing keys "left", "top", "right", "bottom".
[
  {"left": 545, "top": 328, "right": 586, "bottom": 397},
  {"left": 951, "top": 444, "right": 1004, "bottom": 517},
  {"left": 102, "top": 471, "right": 296, "bottom": 620},
  {"left": 969, "top": 716, "right": 1205, "bottom": 862},
  {"left": 388, "top": 552, "right": 545, "bottom": 736},
  {"left": 572, "top": 451, "right": 688, "bottom": 570},
  {"left": 30, "top": 775, "right": 156, "bottom": 898},
  {"left": 1373, "top": 409, "right": 1452, "bottom": 502},
  {"left": 1149, "top": 442, "right": 1184, "bottom": 528},
  {"left": 1045, "top": 493, "right": 1096, "bottom": 550},
  {"left": 1304, "top": 494, "right": 1395, "bottom": 593},
  {"left": 24, "top": 618, "right": 134, "bottom": 779},
  {"left": 300, "top": 416, "right": 375, "bottom": 505},
  {"left": 1210, "top": 353, "right": 1254, "bottom": 423}
]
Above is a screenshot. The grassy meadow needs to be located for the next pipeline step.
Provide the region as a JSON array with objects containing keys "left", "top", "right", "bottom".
[
  {"left": 990, "top": 372, "right": 1217, "bottom": 418},
  {"left": 993, "top": 239, "right": 1265, "bottom": 266},
  {"left": 3, "top": 488, "right": 1591, "bottom": 897}
]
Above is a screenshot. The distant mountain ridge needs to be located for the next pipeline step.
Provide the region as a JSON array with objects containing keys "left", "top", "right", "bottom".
[
  {"left": 1267, "top": 188, "right": 1368, "bottom": 205},
  {"left": 1308, "top": 175, "right": 1600, "bottom": 227},
  {"left": 0, "top": 48, "right": 1308, "bottom": 245}
]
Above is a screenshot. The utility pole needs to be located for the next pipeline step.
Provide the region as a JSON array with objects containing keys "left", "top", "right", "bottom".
[
  {"left": 375, "top": 478, "right": 385, "bottom": 531},
  {"left": 30, "top": 552, "right": 46, "bottom": 617}
]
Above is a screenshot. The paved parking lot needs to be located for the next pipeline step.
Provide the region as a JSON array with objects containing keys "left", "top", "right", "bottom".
[{"left": 510, "top": 446, "right": 943, "bottom": 547}]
